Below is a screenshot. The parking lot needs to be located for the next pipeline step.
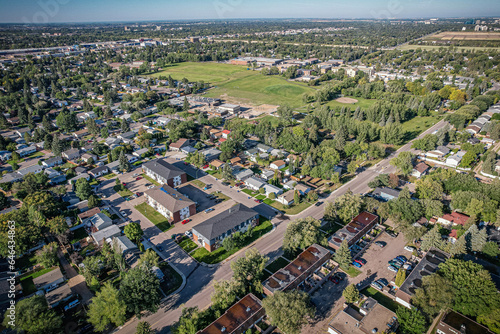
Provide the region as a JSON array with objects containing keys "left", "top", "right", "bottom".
[{"left": 177, "top": 183, "right": 216, "bottom": 212}]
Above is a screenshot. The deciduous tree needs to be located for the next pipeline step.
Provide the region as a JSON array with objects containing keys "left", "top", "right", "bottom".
[
  {"left": 262, "top": 290, "right": 314, "bottom": 334},
  {"left": 87, "top": 282, "right": 127, "bottom": 332}
]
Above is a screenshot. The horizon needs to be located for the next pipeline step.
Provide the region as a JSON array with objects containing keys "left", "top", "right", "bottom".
[{"left": 0, "top": 0, "right": 499, "bottom": 25}]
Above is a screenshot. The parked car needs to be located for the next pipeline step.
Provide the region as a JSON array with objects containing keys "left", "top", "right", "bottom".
[
  {"left": 404, "top": 246, "right": 415, "bottom": 252},
  {"left": 136, "top": 176, "right": 143, "bottom": 181},
  {"left": 354, "top": 258, "right": 366, "bottom": 265},
  {"left": 120, "top": 211, "right": 127, "bottom": 217},
  {"left": 64, "top": 299, "right": 80, "bottom": 312},
  {"left": 45, "top": 283, "right": 59, "bottom": 293},
  {"left": 202, "top": 164, "right": 209, "bottom": 169},
  {"left": 204, "top": 208, "right": 214, "bottom": 213},
  {"left": 157, "top": 245, "right": 164, "bottom": 252},
  {"left": 388, "top": 260, "right": 402, "bottom": 269},
  {"left": 329, "top": 276, "right": 339, "bottom": 284},
  {"left": 377, "top": 278, "right": 389, "bottom": 286},
  {"left": 396, "top": 255, "right": 407, "bottom": 262},
  {"left": 136, "top": 192, "right": 142, "bottom": 196},
  {"left": 181, "top": 219, "right": 190, "bottom": 225},
  {"left": 375, "top": 241, "right": 386, "bottom": 248},
  {"left": 371, "top": 281, "right": 383, "bottom": 290},
  {"left": 352, "top": 261, "right": 362, "bottom": 268},
  {"left": 221, "top": 182, "right": 229, "bottom": 186},
  {"left": 387, "top": 265, "right": 398, "bottom": 273},
  {"left": 315, "top": 201, "right": 323, "bottom": 207},
  {"left": 254, "top": 199, "right": 262, "bottom": 203},
  {"left": 185, "top": 230, "right": 192, "bottom": 238}
]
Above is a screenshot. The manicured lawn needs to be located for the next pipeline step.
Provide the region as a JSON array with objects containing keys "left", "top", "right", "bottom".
[
  {"left": 265, "top": 257, "right": 290, "bottom": 273},
  {"left": 190, "top": 179, "right": 206, "bottom": 189},
  {"left": 61, "top": 162, "right": 74, "bottom": 169},
  {"left": 89, "top": 179, "right": 100, "bottom": 186},
  {"left": 113, "top": 185, "right": 133, "bottom": 197},
  {"left": 149, "top": 62, "right": 249, "bottom": 84},
  {"left": 361, "top": 287, "right": 400, "bottom": 312},
  {"left": 26, "top": 151, "right": 45, "bottom": 159},
  {"left": 159, "top": 262, "right": 183, "bottom": 295},
  {"left": 102, "top": 173, "right": 115, "bottom": 180},
  {"left": 134, "top": 202, "right": 172, "bottom": 232},
  {"left": 242, "top": 188, "right": 258, "bottom": 196},
  {"left": 401, "top": 113, "right": 442, "bottom": 140},
  {"left": 325, "top": 97, "right": 377, "bottom": 110},
  {"left": 263, "top": 198, "right": 275, "bottom": 205},
  {"left": 178, "top": 238, "right": 198, "bottom": 253},
  {"left": 345, "top": 266, "right": 362, "bottom": 278},
  {"left": 255, "top": 194, "right": 266, "bottom": 200},
  {"left": 70, "top": 227, "right": 88, "bottom": 244},
  {"left": 191, "top": 218, "right": 273, "bottom": 264},
  {"left": 270, "top": 200, "right": 313, "bottom": 215},
  {"left": 142, "top": 174, "right": 160, "bottom": 186}
]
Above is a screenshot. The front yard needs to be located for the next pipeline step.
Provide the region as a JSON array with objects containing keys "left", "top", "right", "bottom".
[
  {"left": 190, "top": 218, "right": 273, "bottom": 264},
  {"left": 113, "top": 184, "right": 133, "bottom": 197},
  {"left": 134, "top": 202, "right": 172, "bottom": 232},
  {"left": 178, "top": 238, "right": 199, "bottom": 253},
  {"left": 269, "top": 200, "right": 313, "bottom": 215},
  {"left": 142, "top": 174, "right": 160, "bottom": 186},
  {"left": 159, "top": 262, "right": 183, "bottom": 295},
  {"left": 190, "top": 179, "right": 206, "bottom": 189}
]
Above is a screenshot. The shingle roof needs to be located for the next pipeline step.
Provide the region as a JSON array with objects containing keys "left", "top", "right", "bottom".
[
  {"left": 145, "top": 184, "right": 194, "bottom": 213},
  {"left": 192, "top": 204, "right": 258, "bottom": 240},
  {"left": 143, "top": 158, "right": 185, "bottom": 180}
]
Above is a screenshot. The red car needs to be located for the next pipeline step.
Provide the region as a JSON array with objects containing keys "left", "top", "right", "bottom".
[
  {"left": 122, "top": 183, "right": 127, "bottom": 186},
  {"left": 354, "top": 258, "right": 366, "bottom": 266},
  {"left": 202, "top": 164, "right": 209, "bottom": 169},
  {"left": 136, "top": 176, "right": 143, "bottom": 181},
  {"left": 136, "top": 192, "right": 141, "bottom": 197},
  {"left": 181, "top": 219, "right": 191, "bottom": 225},
  {"left": 254, "top": 199, "right": 262, "bottom": 203}
]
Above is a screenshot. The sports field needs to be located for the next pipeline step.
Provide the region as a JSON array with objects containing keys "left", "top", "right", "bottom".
[{"left": 149, "top": 62, "right": 316, "bottom": 108}]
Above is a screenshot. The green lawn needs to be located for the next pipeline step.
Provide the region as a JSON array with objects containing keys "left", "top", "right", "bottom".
[
  {"left": 345, "top": 266, "right": 362, "bottom": 278},
  {"left": 213, "top": 192, "right": 230, "bottom": 201},
  {"left": 20, "top": 267, "right": 57, "bottom": 295},
  {"left": 191, "top": 218, "right": 273, "bottom": 264},
  {"left": 270, "top": 200, "right": 313, "bottom": 215},
  {"left": 26, "top": 151, "right": 45, "bottom": 159},
  {"left": 255, "top": 194, "right": 266, "bottom": 200},
  {"left": 70, "top": 227, "right": 88, "bottom": 244},
  {"left": 61, "top": 162, "right": 74, "bottom": 169},
  {"left": 114, "top": 185, "right": 133, "bottom": 197},
  {"left": 142, "top": 174, "right": 160, "bottom": 186},
  {"left": 242, "top": 188, "right": 259, "bottom": 196},
  {"left": 401, "top": 114, "right": 442, "bottom": 140},
  {"left": 263, "top": 198, "right": 275, "bottom": 205},
  {"left": 134, "top": 202, "right": 172, "bottom": 232},
  {"left": 149, "top": 61, "right": 316, "bottom": 108},
  {"left": 89, "top": 179, "right": 100, "bottom": 186},
  {"left": 102, "top": 173, "right": 115, "bottom": 180},
  {"left": 190, "top": 179, "right": 206, "bottom": 189},
  {"left": 361, "top": 287, "right": 400, "bottom": 312},
  {"left": 265, "top": 257, "right": 290, "bottom": 273},
  {"left": 178, "top": 238, "right": 198, "bottom": 253},
  {"left": 325, "top": 97, "right": 377, "bottom": 110}
]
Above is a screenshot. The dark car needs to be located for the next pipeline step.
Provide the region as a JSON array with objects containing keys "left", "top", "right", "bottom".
[
  {"left": 375, "top": 241, "right": 386, "bottom": 248},
  {"left": 377, "top": 278, "right": 389, "bottom": 286},
  {"left": 315, "top": 201, "right": 323, "bottom": 206},
  {"left": 396, "top": 255, "right": 407, "bottom": 262},
  {"left": 157, "top": 245, "right": 164, "bottom": 252}
]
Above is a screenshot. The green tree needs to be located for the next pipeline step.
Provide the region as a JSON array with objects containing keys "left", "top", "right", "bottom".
[
  {"left": 137, "top": 249, "right": 159, "bottom": 269},
  {"left": 119, "top": 266, "right": 161, "bottom": 316},
  {"left": 87, "top": 282, "right": 127, "bottom": 332},
  {"left": 121, "top": 119, "right": 130, "bottom": 133},
  {"left": 211, "top": 279, "right": 240, "bottom": 311},
  {"left": 483, "top": 241, "right": 500, "bottom": 258},
  {"left": 172, "top": 307, "right": 202, "bottom": 334},
  {"left": 342, "top": 284, "right": 360, "bottom": 304},
  {"left": 136, "top": 321, "right": 155, "bottom": 334},
  {"left": 75, "top": 178, "right": 93, "bottom": 200},
  {"left": 51, "top": 135, "right": 63, "bottom": 156},
  {"left": 119, "top": 150, "right": 131, "bottom": 172},
  {"left": 262, "top": 290, "right": 314, "bottom": 334},
  {"left": 2, "top": 295, "right": 62, "bottom": 334},
  {"left": 471, "top": 227, "right": 487, "bottom": 252},
  {"left": 230, "top": 249, "right": 268, "bottom": 295},
  {"left": 390, "top": 151, "right": 414, "bottom": 176},
  {"left": 221, "top": 163, "right": 233, "bottom": 181},
  {"left": 124, "top": 222, "right": 144, "bottom": 243},
  {"left": 222, "top": 235, "right": 236, "bottom": 252},
  {"left": 449, "top": 235, "right": 467, "bottom": 257},
  {"left": 294, "top": 190, "right": 301, "bottom": 205},
  {"left": 396, "top": 306, "right": 427, "bottom": 334},
  {"left": 88, "top": 195, "right": 99, "bottom": 209},
  {"left": 395, "top": 269, "right": 406, "bottom": 287},
  {"left": 334, "top": 240, "right": 352, "bottom": 270},
  {"left": 282, "top": 217, "right": 325, "bottom": 255},
  {"left": 35, "top": 242, "right": 58, "bottom": 268},
  {"left": 412, "top": 274, "right": 454, "bottom": 316},
  {"left": 333, "top": 190, "right": 363, "bottom": 224},
  {"left": 420, "top": 225, "right": 443, "bottom": 251}
]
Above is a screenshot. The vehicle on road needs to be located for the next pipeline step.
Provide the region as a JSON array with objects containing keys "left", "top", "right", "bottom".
[
  {"left": 185, "top": 230, "right": 192, "bottom": 238},
  {"left": 136, "top": 192, "right": 142, "bottom": 196},
  {"left": 387, "top": 265, "right": 398, "bottom": 273},
  {"left": 181, "top": 219, "right": 190, "bottom": 225},
  {"left": 136, "top": 176, "right": 143, "bottom": 181},
  {"left": 157, "top": 245, "right": 164, "bottom": 252},
  {"left": 204, "top": 208, "right": 214, "bottom": 213},
  {"left": 352, "top": 261, "right": 362, "bottom": 268},
  {"left": 404, "top": 246, "right": 415, "bottom": 252},
  {"left": 315, "top": 201, "right": 323, "bottom": 206}
]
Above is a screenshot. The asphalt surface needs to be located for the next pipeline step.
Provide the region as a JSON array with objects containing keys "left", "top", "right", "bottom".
[{"left": 111, "top": 119, "right": 448, "bottom": 334}]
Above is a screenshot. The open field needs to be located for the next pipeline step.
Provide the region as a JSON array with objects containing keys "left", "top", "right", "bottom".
[
  {"left": 398, "top": 44, "right": 500, "bottom": 52},
  {"left": 401, "top": 113, "right": 443, "bottom": 139},
  {"left": 335, "top": 97, "right": 358, "bottom": 104},
  {"left": 149, "top": 62, "right": 316, "bottom": 108},
  {"left": 326, "top": 96, "right": 377, "bottom": 109},
  {"left": 430, "top": 31, "right": 500, "bottom": 41}
]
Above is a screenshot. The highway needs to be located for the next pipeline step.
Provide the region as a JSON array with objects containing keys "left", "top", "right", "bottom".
[{"left": 114, "top": 119, "right": 448, "bottom": 334}]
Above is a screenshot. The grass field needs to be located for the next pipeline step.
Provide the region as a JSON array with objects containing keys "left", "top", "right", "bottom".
[
  {"left": 142, "top": 174, "right": 160, "bottom": 186},
  {"left": 269, "top": 200, "right": 313, "bottom": 215},
  {"left": 361, "top": 287, "right": 400, "bottom": 312},
  {"left": 190, "top": 179, "right": 206, "bottom": 189},
  {"left": 134, "top": 202, "right": 172, "bottom": 232},
  {"left": 326, "top": 97, "right": 377, "bottom": 110},
  {"left": 113, "top": 185, "right": 133, "bottom": 198},
  {"left": 401, "top": 113, "right": 442, "bottom": 139},
  {"left": 150, "top": 62, "right": 316, "bottom": 108},
  {"left": 178, "top": 238, "right": 198, "bottom": 253},
  {"left": 398, "top": 44, "right": 500, "bottom": 52}
]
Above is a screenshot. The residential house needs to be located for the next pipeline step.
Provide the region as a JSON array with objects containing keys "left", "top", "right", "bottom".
[
  {"left": 328, "top": 212, "right": 379, "bottom": 250},
  {"left": 133, "top": 148, "right": 149, "bottom": 158},
  {"left": 91, "top": 225, "right": 121, "bottom": 245},
  {"left": 73, "top": 129, "right": 89, "bottom": 140},
  {"left": 62, "top": 148, "right": 81, "bottom": 161},
  {"left": 201, "top": 148, "right": 222, "bottom": 161},
  {"left": 144, "top": 184, "right": 196, "bottom": 223},
  {"left": 426, "top": 146, "right": 450, "bottom": 159},
  {"left": 436, "top": 311, "right": 493, "bottom": 334},
  {"left": 81, "top": 153, "right": 97, "bottom": 163},
  {"left": 0, "top": 172, "right": 23, "bottom": 184},
  {"left": 0, "top": 151, "right": 11, "bottom": 161},
  {"left": 106, "top": 160, "right": 120, "bottom": 174},
  {"left": 197, "top": 294, "right": 265, "bottom": 334},
  {"left": 446, "top": 151, "right": 467, "bottom": 168},
  {"left": 67, "top": 173, "right": 90, "bottom": 185},
  {"left": 16, "top": 145, "right": 37, "bottom": 158},
  {"left": 262, "top": 184, "right": 283, "bottom": 197},
  {"left": 233, "top": 168, "right": 254, "bottom": 181},
  {"left": 256, "top": 143, "right": 272, "bottom": 153},
  {"left": 229, "top": 157, "right": 242, "bottom": 165},
  {"left": 270, "top": 160, "right": 286, "bottom": 170},
  {"left": 372, "top": 187, "right": 401, "bottom": 201},
  {"left": 87, "top": 212, "right": 113, "bottom": 231},
  {"left": 436, "top": 212, "right": 469, "bottom": 227},
  {"left": 181, "top": 146, "right": 197, "bottom": 155},
  {"left": 78, "top": 207, "right": 101, "bottom": 223},
  {"left": 294, "top": 183, "right": 311, "bottom": 195},
  {"left": 262, "top": 244, "right": 331, "bottom": 296},
  {"left": 221, "top": 129, "right": 231, "bottom": 139},
  {"left": 42, "top": 156, "right": 63, "bottom": 168},
  {"left": 33, "top": 268, "right": 65, "bottom": 292},
  {"left": 89, "top": 166, "right": 109, "bottom": 178},
  {"left": 17, "top": 164, "right": 43, "bottom": 177},
  {"left": 245, "top": 177, "right": 266, "bottom": 191},
  {"left": 210, "top": 159, "right": 225, "bottom": 170},
  {"left": 15, "top": 128, "right": 31, "bottom": 138},
  {"left": 105, "top": 137, "right": 122, "bottom": 148},
  {"left": 142, "top": 159, "right": 187, "bottom": 187},
  {"left": 45, "top": 284, "right": 74, "bottom": 308},
  {"left": 192, "top": 204, "right": 259, "bottom": 252},
  {"left": 169, "top": 138, "right": 195, "bottom": 151},
  {"left": 412, "top": 162, "right": 430, "bottom": 178},
  {"left": 261, "top": 170, "right": 275, "bottom": 181},
  {"left": 277, "top": 190, "right": 295, "bottom": 206}
]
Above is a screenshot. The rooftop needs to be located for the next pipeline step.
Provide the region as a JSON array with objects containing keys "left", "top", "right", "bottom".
[
  {"left": 328, "top": 212, "right": 379, "bottom": 249},
  {"left": 145, "top": 184, "right": 195, "bottom": 213},
  {"left": 439, "top": 310, "right": 493, "bottom": 334},
  {"left": 143, "top": 158, "right": 185, "bottom": 180},
  {"left": 33, "top": 267, "right": 63, "bottom": 290}
]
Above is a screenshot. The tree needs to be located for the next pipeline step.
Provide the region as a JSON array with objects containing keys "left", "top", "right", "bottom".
[
  {"left": 333, "top": 190, "right": 362, "bottom": 224},
  {"left": 471, "top": 227, "right": 487, "bottom": 252},
  {"left": 396, "top": 306, "right": 427, "bottom": 334},
  {"left": 221, "top": 163, "right": 233, "bottom": 181},
  {"left": 420, "top": 225, "right": 443, "bottom": 251},
  {"left": 35, "top": 242, "right": 58, "bottom": 268},
  {"left": 416, "top": 177, "right": 443, "bottom": 200},
  {"left": 262, "top": 290, "right": 314, "bottom": 334},
  {"left": 124, "top": 222, "right": 144, "bottom": 243},
  {"left": 138, "top": 249, "right": 159, "bottom": 269},
  {"left": 2, "top": 295, "right": 62, "bottom": 334},
  {"left": 342, "top": 284, "right": 360, "bottom": 304},
  {"left": 483, "top": 241, "right": 500, "bottom": 258},
  {"left": 88, "top": 195, "right": 99, "bottom": 209},
  {"left": 222, "top": 235, "right": 236, "bottom": 252},
  {"left": 395, "top": 269, "right": 406, "bottom": 287},
  {"left": 182, "top": 97, "right": 189, "bottom": 111},
  {"left": 334, "top": 240, "right": 352, "bottom": 270},
  {"left": 119, "top": 266, "right": 161, "bottom": 316},
  {"left": 282, "top": 217, "right": 325, "bottom": 255},
  {"left": 173, "top": 307, "right": 203, "bottom": 334},
  {"left": 277, "top": 105, "right": 294, "bottom": 126},
  {"left": 51, "top": 135, "right": 62, "bottom": 156},
  {"left": 211, "top": 279, "right": 240, "bottom": 311},
  {"left": 87, "top": 282, "right": 127, "bottom": 332},
  {"left": 390, "top": 151, "right": 414, "bottom": 176},
  {"left": 230, "top": 249, "right": 268, "bottom": 294},
  {"left": 75, "top": 178, "right": 93, "bottom": 200},
  {"left": 119, "top": 150, "right": 131, "bottom": 172},
  {"left": 449, "top": 235, "right": 467, "bottom": 257},
  {"left": 413, "top": 274, "right": 454, "bottom": 316},
  {"left": 136, "top": 321, "right": 155, "bottom": 334},
  {"left": 121, "top": 119, "right": 130, "bottom": 133}
]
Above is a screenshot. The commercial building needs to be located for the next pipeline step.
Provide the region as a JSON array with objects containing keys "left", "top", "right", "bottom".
[
  {"left": 142, "top": 158, "right": 187, "bottom": 187},
  {"left": 144, "top": 184, "right": 196, "bottom": 223},
  {"left": 328, "top": 212, "right": 379, "bottom": 250}
]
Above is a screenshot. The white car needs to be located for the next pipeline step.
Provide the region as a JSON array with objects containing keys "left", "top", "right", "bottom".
[
  {"left": 120, "top": 211, "right": 127, "bottom": 217},
  {"left": 404, "top": 246, "right": 415, "bottom": 252},
  {"left": 185, "top": 230, "right": 193, "bottom": 238}
]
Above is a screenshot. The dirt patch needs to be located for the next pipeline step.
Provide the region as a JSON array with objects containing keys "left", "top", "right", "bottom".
[{"left": 334, "top": 97, "right": 358, "bottom": 104}]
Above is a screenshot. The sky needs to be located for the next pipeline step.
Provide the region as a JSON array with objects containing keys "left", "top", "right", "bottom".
[{"left": 0, "top": 0, "right": 499, "bottom": 24}]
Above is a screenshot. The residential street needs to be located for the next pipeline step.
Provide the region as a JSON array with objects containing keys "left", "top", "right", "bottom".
[{"left": 113, "top": 119, "right": 448, "bottom": 334}]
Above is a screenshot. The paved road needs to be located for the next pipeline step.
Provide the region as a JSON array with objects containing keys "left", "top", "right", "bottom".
[{"left": 114, "top": 119, "right": 448, "bottom": 334}]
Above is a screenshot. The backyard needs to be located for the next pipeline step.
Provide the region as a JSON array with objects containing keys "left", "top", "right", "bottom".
[
  {"left": 361, "top": 287, "right": 400, "bottom": 312},
  {"left": 134, "top": 202, "right": 172, "bottom": 232},
  {"left": 19, "top": 267, "right": 57, "bottom": 296}
]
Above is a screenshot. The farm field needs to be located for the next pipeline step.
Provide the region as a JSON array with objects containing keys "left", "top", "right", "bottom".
[
  {"left": 149, "top": 62, "right": 317, "bottom": 108},
  {"left": 429, "top": 31, "right": 500, "bottom": 41},
  {"left": 398, "top": 44, "right": 500, "bottom": 52}
]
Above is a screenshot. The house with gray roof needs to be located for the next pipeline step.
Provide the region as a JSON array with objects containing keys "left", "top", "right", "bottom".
[
  {"left": 33, "top": 267, "right": 65, "bottom": 292},
  {"left": 91, "top": 225, "right": 121, "bottom": 245},
  {"left": 192, "top": 204, "right": 259, "bottom": 252},
  {"left": 42, "top": 156, "right": 63, "bottom": 168},
  {"left": 262, "top": 184, "right": 283, "bottom": 197},
  {"left": 144, "top": 184, "right": 196, "bottom": 224},
  {"left": 87, "top": 212, "right": 113, "bottom": 231},
  {"left": 372, "top": 187, "right": 401, "bottom": 201},
  {"left": 233, "top": 168, "right": 254, "bottom": 181},
  {"left": 200, "top": 148, "right": 222, "bottom": 161},
  {"left": 17, "top": 164, "right": 43, "bottom": 176},
  {"left": 245, "top": 176, "right": 266, "bottom": 191},
  {"left": 62, "top": 148, "right": 81, "bottom": 160},
  {"left": 142, "top": 158, "right": 187, "bottom": 187}
]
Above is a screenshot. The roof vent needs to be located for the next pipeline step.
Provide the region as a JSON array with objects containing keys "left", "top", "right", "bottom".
[
  {"left": 221, "top": 327, "right": 226, "bottom": 332},
  {"left": 298, "top": 266, "right": 302, "bottom": 270},
  {"left": 246, "top": 306, "right": 251, "bottom": 312}
]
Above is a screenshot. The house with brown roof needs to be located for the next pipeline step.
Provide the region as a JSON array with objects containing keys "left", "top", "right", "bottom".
[
  {"left": 210, "top": 159, "right": 225, "bottom": 169},
  {"left": 412, "top": 162, "right": 430, "bottom": 178},
  {"left": 169, "top": 138, "right": 195, "bottom": 151},
  {"left": 262, "top": 244, "right": 331, "bottom": 296},
  {"left": 436, "top": 310, "right": 493, "bottom": 334},
  {"left": 328, "top": 212, "right": 379, "bottom": 250},
  {"left": 277, "top": 190, "right": 295, "bottom": 206},
  {"left": 197, "top": 293, "right": 265, "bottom": 334},
  {"left": 144, "top": 184, "right": 196, "bottom": 224},
  {"left": 436, "top": 212, "right": 469, "bottom": 227},
  {"left": 270, "top": 160, "right": 286, "bottom": 170}
]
